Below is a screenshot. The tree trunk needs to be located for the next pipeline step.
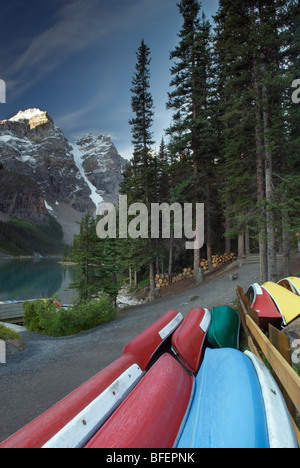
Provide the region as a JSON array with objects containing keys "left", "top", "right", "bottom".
[
  {"left": 206, "top": 186, "right": 212, "bottom": 271},
  {"left": 134, "top": 269, "right": 137, "bottom": 288},
  {"left": 259, "top": 4, "right": 277, "bottom": 283},
  {"left": 282, "top": 211, "right": 290, "bottom": 277},
  {"left": 168, "top": 232, "right": 173, "bottom": 284},
  {"left": 262, "top": 81, "right": 277, "bottom": 282},
  {"left": 251, "top": 4, "right": 268, "bottom": 284},
  {"left": 225, "top": 218, "right": 231, "bottom": 255},
  {"left": 149, "top": 261, "right": 155, "bottom": 299},
  {"left": 245, "top": 226, "right": 250, "bottom": 256},
  {"left": 129, "top": 267, "right": 132, "bottom": 287},
  {"left": 238, "top": 230, "right": 245, "bottom": 258},
  {"left": 155, "top": 239, "right": 160, "bottom": 275}
]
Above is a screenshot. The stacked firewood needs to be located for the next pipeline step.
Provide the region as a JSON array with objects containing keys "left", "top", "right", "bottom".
[
  {"left": 155, "top": 254, "right": 236, "bottom": 289},
  {"left": 171, "top": 267, "right": 194, "bottom": 284},
  {"left": 155, "top": 268, "right": 194, "bottom": 289},
  {"left": 200, "top": 252, "right": 236, "bottom": 271}
]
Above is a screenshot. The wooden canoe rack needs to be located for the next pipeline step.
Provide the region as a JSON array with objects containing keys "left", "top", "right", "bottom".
[{"left": 236, "top": 285, "right": 300, "bottom": 447}]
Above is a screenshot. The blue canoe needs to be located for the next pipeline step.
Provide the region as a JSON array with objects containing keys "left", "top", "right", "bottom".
[{"left": 176, "top": 348, "right": 270, "bottom": 448}]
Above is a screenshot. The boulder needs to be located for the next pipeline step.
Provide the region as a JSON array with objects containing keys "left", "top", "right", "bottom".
[{"left": 5, "top": 339, "right": 27, "bottom": 356}]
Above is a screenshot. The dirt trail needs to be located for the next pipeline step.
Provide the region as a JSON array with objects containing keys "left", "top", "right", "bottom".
[{"left": 0, "top": 254, "right": 299, "bottom": 443}]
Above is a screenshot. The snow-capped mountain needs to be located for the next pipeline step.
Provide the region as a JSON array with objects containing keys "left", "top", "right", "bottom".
[
  {"left": 72, "top": 133, "right": 128, "bottom": 206},
  {"left": 0, "top": 109, "right": 127, "bottom": 244}
]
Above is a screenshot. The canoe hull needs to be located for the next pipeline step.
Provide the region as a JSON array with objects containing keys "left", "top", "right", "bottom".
[
  {"left": 177, "top": 348, "right": 270, "bottom": 448},
  {"left": 262, "top": 282, "right": 300, "bottom": 325},
  {"left": 123, "top": 309, "right": 183, "bottom": 370},
  {"left": 207, "top": 305, "right": 240, "bottom": 349},
  {"left": 246, "top": 283, "right": 282, "bottom": 329},
  {"left": 245, "top": 351, "right": 298, "bottom": 448},
  {"left": 171, "top": 308, "right": 211, "bottom": 373},
  {"left": 0, "top": 352, "right": 140, "bottom": 448},
  {"left": 0, "top": 309, "right": 183, "bottom": 448},
  {"left": 84, "top": 354, "right": 194, "bottom": 449},
  {"left": 278, "top": 277, "right": 300, "bottom": 297}
]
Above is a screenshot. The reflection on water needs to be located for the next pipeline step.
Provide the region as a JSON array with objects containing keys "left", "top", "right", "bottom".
[{"left": 0, "top": 258, "right": 77, "bottom": 303}]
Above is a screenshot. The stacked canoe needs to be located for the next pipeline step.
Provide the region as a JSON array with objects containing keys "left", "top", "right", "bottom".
[
  {"left": 247, "top": 276, "right": 300, "bottom": 328},
  {"left": 1, "top": 303, "right": 297, "bottom": 449}
]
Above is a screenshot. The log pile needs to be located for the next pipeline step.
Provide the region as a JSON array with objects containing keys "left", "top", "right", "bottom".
[
  {"left": 200, "top": 253, "right": 236, "bottom": 271},
  {"left": 155, "top": 268, "right": 194, "bottom": 289},
  {"left": 155, "top": 253, "right": 236, "bottom": 289},
  {"left": 171, "top": 267, "right": 194, "bottom": 284}
]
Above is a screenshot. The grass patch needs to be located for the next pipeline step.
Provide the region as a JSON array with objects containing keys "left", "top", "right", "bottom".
[{"left": 0, "top": 324, "right": 21, "bottom": 341}]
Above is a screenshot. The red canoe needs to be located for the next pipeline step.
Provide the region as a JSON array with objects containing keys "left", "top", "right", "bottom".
[
  {"left": 246, "top": 283, "right": 282, "bottom": 329},
  {"left": 0, "top": 309, "right": 183, "bottom": 449},
  {"left": 171, "top": 308, "right": 211, "bottom": 373},
  {"left": 1, "top": 307, "right": 211, "bottom": 449},
  {"left": 84, "top": 353, "right": 194, "bottom": 449},
  {"left": 84, "top": 308, "right": 211, "bottom": 448},
  {"left": 123, "top": 309, "right": 183, "bottom": 370}
]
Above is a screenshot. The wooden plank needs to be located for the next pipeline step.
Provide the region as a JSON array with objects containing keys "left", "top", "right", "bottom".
[
  {"left": 268, "top": 324, "right": 291, "bottom": 365},
  {"left": 236, "top": 287, "right": 249, "bottom": 337},
  {"left": 0, "top": 304, "right": 24, "bottom": 321},
  {"left": 291, "top": 419, "right": 300, "bottom": 448},
  {"left": 236, "top": 287, "right": 261, "bottom": 356},
  {"left": 246, "top": 314, "right": 300, "bottom": 413},
  {"left": 269, "top": 324, "right": 296, "bottom": 419},
  {"left": 247, "top": 336, "right": 263, "bottom": 361}
]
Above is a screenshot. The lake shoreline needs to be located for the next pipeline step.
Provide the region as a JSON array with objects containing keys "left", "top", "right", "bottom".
[{"left": 0, "top": 258, "right": 77, "bottom": 303}]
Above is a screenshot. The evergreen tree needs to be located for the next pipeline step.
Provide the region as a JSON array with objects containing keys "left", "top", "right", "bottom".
[
  {"left": 275, "top": 0, "right": 300, "bottom": 275},
  {"left": 214, "top": 0, "right": 299, "bottom": 281},
  {"left": 127, "top": 39, "right": 156, "bottom": 297},
  {"left": 70, "top": 213, "right": 102, "bottom": 300},
  {"left": 167, "top": 0, "right": 216, "bottom": 280},
  {"left": 214, "top": 0, "right": 257, "bottom": 261},
  {"left": 70, "top": 213, "right": 120, "bottom": 303},
  {"left": 129, "top": 39, "right": 155, "bottom": 204}
]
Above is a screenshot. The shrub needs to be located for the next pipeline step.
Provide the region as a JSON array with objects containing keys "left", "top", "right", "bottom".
[
  {"left": 23, "top": 299, "right": 57, "bottom": 333},
  {"left": 23, "top": 293, "right": 117, "bottom": 337}
]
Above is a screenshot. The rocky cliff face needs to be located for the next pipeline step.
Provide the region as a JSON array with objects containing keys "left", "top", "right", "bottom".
[
  {"left": 0, "top": 109, "right": 127, "bottom": 244},
  {"left": 0, "top": 169, "right": 49, "bottom": 225},
  {"left": 72, "top": 133, "right": 128, "bottom": 206}
]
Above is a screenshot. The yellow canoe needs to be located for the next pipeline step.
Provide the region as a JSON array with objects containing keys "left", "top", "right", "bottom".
[
  {"left": 277, "top": 277, "right": 300, "bottom": 297},
  {"left": 262, "top": 282, "right": 300, "bottom": 325}
]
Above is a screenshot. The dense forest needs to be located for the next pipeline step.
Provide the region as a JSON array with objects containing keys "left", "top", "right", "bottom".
[{"left": 71, "top": 0, "right": 300, "bottom": 301}]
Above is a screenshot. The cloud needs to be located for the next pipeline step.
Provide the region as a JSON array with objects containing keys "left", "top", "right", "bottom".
[
  {"left": 6, "top": 0, "right": 176, "bottom": 84},
  {"left": 6, "top": 0, "right": 117, "bottom": 97}
]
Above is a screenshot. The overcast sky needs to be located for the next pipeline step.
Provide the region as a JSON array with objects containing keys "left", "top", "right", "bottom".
[{"left": 0, "top": 0, "right": 219, "bottom": 159}]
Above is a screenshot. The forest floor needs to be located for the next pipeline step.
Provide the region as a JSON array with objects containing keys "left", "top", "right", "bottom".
[{"left": 0, "top": 252, "right": 299, "bottom": 443}]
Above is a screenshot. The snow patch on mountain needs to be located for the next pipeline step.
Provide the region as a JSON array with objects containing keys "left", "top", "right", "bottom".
[
  {"left": 9, "top": 108, "right": 45, "bottom": 122},
  {"left": 71, "top": 142, "right": 103, "bottom": 209}
]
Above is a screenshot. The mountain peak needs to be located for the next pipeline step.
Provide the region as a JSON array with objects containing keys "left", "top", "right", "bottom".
[
  {"left": 76, "top": 133, "right": 115, "bottom": 155},
  {"left": 9, "top": 108, "right": 45, "bottom": 121},
  {"left": 8, "top": 108, "right": 53, "bottom": 130},
  {"left": 72, "top": 133, "right": 128, "bottom": 206},
  {"left": 0, "top": 108, "right": 127, "bottom": 242}
]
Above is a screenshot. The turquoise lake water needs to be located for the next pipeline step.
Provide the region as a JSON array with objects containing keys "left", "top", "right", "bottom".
[{"left": 0, "top": 258, "right": 77, "bottom": 303}]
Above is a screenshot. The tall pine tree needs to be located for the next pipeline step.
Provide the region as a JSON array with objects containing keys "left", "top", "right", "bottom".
[
  {"left": 167, "top": 0, "right": 216, "bottom": 281},
  {"left": 127, "top": 39, "right": 156, "bottom": 297}
]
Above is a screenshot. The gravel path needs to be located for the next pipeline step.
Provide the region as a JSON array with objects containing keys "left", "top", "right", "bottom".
[{"left": 0, "top": 257, "right": 293, "bottom": 443}]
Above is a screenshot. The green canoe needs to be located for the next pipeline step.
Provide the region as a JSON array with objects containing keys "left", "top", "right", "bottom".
[{"left": 207, "top": 305, "right": 240, "bottom": 349}]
